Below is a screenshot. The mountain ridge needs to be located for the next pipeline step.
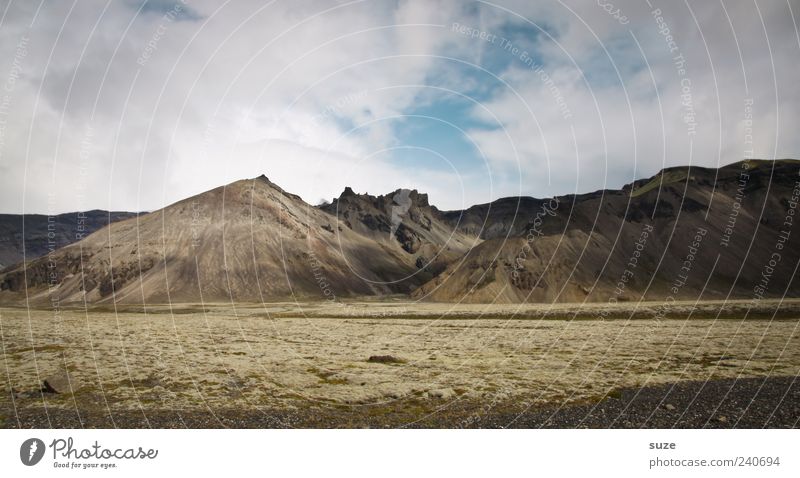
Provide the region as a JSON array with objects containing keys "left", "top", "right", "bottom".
[
  {"left": 1, "top": 158, "right": 798, "bottom": 305},
  {"left": 0, "top": 210, "right": 139, "bottom": 270}
]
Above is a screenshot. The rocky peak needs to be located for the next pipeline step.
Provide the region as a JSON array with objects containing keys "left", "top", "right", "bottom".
[{"left": 388, "top": 189, "right": 429, "bottom": 209}]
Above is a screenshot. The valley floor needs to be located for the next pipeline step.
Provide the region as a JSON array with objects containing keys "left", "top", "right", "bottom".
[{"left": 1, "top": 300, "right": 799, "bottom": 428}]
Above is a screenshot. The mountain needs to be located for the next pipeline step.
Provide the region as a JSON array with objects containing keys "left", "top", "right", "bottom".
[
  {"left": 0, "top": 176, "right": 472, "bottom": 304},
  {"left": 0, "top": 210, "right": 138, "bottom": 270},
  {"left": 1, "top": 159, "right": 799, "bottom": 305},
  {"left": 320, "top": 186, "right": 477, "bottom": 281},
  {"left": 417, "top": 159, "right": 800, "bottom": 302}
]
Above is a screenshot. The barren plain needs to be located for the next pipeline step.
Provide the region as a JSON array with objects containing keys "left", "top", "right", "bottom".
[{"left": 2, "top": 300, "right": 799, "bottom": 428}]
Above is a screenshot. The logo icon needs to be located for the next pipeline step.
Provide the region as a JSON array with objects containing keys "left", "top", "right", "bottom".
[{"left": 20, "top": 438, "right": 45, "bottom": 466}]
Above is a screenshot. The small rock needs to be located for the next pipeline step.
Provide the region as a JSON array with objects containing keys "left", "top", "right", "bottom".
[
  {"left": 664, "top": 403, "right": 676, "bottom": 411},
  {"left": 367, "top": 355, "right": 405, "bottom": 364},
  {"left": 717, "top": 415, "right": 728, "bottom": 423},
  {"left": 224, "top": 378, "right": 246, "bottom": 390},
  {"left": 42, "top": 373, "right": 78, "bottom": 394},
  {"left": 429, "top": 388, "right": 455, "bottom": 399}
]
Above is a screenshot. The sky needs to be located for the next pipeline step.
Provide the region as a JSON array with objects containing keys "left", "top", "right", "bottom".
[{"left": 0, "top": 0, "right": 798, "bottom": 214}]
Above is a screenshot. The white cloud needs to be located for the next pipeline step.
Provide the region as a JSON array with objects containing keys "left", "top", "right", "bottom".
[
  {"left": 0, "top": 0, "right": 797, "bottom": 214},
  {"left": 457, "top": 0, "right": 800, "bottom": 196}
]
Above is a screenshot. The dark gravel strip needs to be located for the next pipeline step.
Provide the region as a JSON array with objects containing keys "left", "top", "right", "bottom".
[
  {"left": 2, "top": 376, "right": 798, "bottom": 429},
  {"left": 487, "top": 375, "right": 800, "bottom": 429}
]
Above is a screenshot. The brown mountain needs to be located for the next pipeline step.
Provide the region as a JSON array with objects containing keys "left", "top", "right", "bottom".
[
  {"left": 1, "top": 159, "right": 798, "bottom": 305},
  {"left": 0, "top": 176, "right": 472, "bottom": 304}
]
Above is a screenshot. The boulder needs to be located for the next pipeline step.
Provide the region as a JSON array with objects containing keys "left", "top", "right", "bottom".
[
  {"left": 429, "top": 388, "right": 455, "bottom": 399},
  {"left": 367, "top": 355, "right": 405, "bottom": 364},
  {"left": 42, "top": 373, "right": 77, "bottom": 394}
]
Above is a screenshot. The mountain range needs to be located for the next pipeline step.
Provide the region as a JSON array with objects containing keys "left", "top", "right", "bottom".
[{"left": 1, "top": 159, "right": 798, "bottom": 305}]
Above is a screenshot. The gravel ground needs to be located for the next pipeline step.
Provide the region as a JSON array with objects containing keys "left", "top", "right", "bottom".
[
  {"left": 484, "top": 375, "right": 800, "bottom": 428},
  {"left": 2, "top": 376, "right": 797, "bottom": 428}
]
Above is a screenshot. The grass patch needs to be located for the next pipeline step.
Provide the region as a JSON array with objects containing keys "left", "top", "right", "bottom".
[
  {"left": 307, "top": 367, "right": 348, "bottom": 385},
  {"left": 605, "top": 389, "right": 624, "bottom": 400},
  {"left": 631, "top": 169, "right": 688, "bottom": 197},
  {"left": 364, "top": 400, "right": 432, "bottom": 418},
  {"left": 694, "top": 354, "right": 735, "bottom": 368},
  {"left": 84, "top": 305, "right": 208, "bottom": 315},
  {"left": 266, "top": 306, "right": 800, "bottom": 321},
  {"left": 7, "top": 344, "right": 64, "bottom": 355}
]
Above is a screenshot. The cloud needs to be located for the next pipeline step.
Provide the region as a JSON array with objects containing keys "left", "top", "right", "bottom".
[
  {"left": 457, "top": 0, "right": 800, "bottom": 197},
  {"left": 0, "top": 0, "right": 797, "bottom": 214},
  {"left": 124, "top": 0, "right": 204, "bottom": 22}
]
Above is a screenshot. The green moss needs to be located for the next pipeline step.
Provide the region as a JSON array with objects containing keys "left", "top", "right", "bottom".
[
  {"left": 631, "top": 169, "right": 689, "bottom": 197},
  {"left": 605, "top": 389, "right": 624, "bottom": 400},
  {"left": 694, "top": 354, "right": 735, "bottom": 368},
  {"left": 7, "top": 344, "right": 64, "bottom": 355},
  {"left": 307, "top": 367, "right": 347, "bottom": 385}
]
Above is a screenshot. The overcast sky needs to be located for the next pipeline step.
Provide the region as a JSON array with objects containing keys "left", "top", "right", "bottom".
[{"left": 0, "top": 0, "right": 798, "bottom": 214}]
